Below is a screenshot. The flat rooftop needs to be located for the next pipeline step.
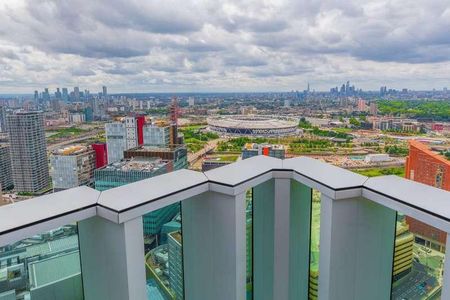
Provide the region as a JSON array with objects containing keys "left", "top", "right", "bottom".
[
  {"left": 52, "top": 145, "right": 92, "bottom": 156},
  {"left": 101, "top": 157, "right": 169, "bottom": 172}
]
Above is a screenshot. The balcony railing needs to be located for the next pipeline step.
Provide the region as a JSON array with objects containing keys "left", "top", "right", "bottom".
[{"left": 1, "top": 155, "right": 450, "bottom": 300}]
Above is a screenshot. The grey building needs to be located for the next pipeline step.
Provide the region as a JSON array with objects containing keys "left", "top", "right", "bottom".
[
  {"left": 0, "top": 106, "right": 6, "bottom": 133},
  {"left": 50, "top": 145, "right": 96, "bottom": 191},
  {"left": 0, "top": 144, "right": 13, "bottom": 190},
  {"left": 7, "top": 111, "right": 50, "bottom": 193},
  {"left": 143, "top": 125, "right": 169, "bottom": 146}
]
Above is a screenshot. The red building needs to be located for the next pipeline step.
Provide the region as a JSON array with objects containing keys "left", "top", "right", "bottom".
[
  {"left": 91, "top": 143, "right": 108, "bottom": 169},
  {"left": 135, "top": 115, "right": 145, "bottom": 146},
  {"left": 404, "top": 140, "right": 450, "bottom": 251}
]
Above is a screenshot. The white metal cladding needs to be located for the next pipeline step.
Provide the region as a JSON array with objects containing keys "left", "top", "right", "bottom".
[{"left": 1, "top": 155, "right": 450, "bottom": 246}]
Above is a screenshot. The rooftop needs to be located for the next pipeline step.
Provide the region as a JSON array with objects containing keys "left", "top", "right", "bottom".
[
  {"left": 52, "top": 145, "right": 92, "bottom": 156},
  {"left": 101, "top": 157, "right": 169, "bottom": 172}
]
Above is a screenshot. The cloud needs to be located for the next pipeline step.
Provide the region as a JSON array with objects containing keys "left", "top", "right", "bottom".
[{"left": 0, "top": 0, "right": 449, "bottom": 92}]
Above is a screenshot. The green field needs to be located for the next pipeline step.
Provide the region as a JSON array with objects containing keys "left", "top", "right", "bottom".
[
  {"left": 353, "top": 167, "right": 405, "bottom": 178},
  {"left": 46, "top": 127, "right": 88, "bottom": 140}
]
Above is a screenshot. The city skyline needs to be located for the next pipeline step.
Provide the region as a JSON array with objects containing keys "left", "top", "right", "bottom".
[{"left": 0, "top": 0, "right": 450, "bottom": 93}]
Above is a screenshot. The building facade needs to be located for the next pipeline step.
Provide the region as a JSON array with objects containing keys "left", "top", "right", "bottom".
[
  {"left": 405, "top": 140, "right": 450, "bottom": 252},
  {"left": 0, "top": 144, "right": 13, "bottom": 190},
  {"left": 124, "top": 145, "right": 188, "bottom": 171},
  {"left": 143, "top": 125, "right": 170, "bottom": 146},
  {"left": 50, "top": 145, "right": 96, "bottom": 191},
  {"left": 6, "top": 111, "right": 50, "bottom": 193},
  {"left": 91, "top": 143, "right": 108, "bottom": 168},
  {"left": 106, "top": 116, "right": 145, "bottom": 164},
  {"left": 242, "top": 143, "right": 286, "bottom": 160}
]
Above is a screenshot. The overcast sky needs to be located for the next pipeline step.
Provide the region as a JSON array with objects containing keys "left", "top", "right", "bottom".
[{"left": 0, "top": 0, "right": 449, "bottom": 93}]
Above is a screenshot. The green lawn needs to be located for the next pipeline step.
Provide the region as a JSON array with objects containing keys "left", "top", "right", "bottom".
[{"left": 353, "top": 167, "right": 405, "bottom": 178}]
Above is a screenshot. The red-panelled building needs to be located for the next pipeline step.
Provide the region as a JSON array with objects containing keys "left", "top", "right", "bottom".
[
  {"left": 136, "top": 115, "right": 145, "bottom": 146},
  {"left": 404, "top": 140, "right": 450, "bottom": 251},
  {"left": 91, "top": 143, "right": 108, "bottom": 169}
]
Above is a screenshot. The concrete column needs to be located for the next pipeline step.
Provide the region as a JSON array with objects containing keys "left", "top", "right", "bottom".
[
  {"left": 440, "top": 233, "right": 450, "bottom": 299},
  {"left": 254, "top": 179, "right": 311, "bottom": 300},
  {"left": 318, "top": 195, "right": 396, "bottom": 300},
  {"left": 182, "top": 191, "right": 246, "bottom": 300},
  {"left": 78, "top": 216, "right": 146, "bottom": 300}
]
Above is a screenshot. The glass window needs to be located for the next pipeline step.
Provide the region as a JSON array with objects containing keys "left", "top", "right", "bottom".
[
  {"left": 144, "top": 202, "right": 183, "bottom": 300},
  {"left": 246, "top": 189, "right": 253, "bottom": 300},
  {"left": 0, "top": 224, "right": 83, "bottom": 300},
  {"left": 391, "top": 213, "right": 445, "bottom": 300}
]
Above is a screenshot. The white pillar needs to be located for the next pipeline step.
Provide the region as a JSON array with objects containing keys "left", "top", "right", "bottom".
[
  {"left": 78, "top": 216, "right": 146, "bottom": 300},
  {"left": 441, "top": 233, "right": 450, "bottom": 299},
  {"left": 318, "top": 195, "right": 396, "bottom": 300},
  {"left": 182, "top": 191, "right": 246, "bottom": 300}
]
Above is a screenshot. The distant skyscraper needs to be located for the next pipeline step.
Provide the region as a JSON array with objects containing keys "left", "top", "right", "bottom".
[
  {"left": 357, "top": 99, "right": 367, "bottom": 112},
  {"left": 62, "top": 88, "right": 69, "bottom": 101},
  {"left": 7, "top": 111, "right": 50, "bottom": 193},
  {"left": 284, "top": 99, "right": 290, "bottom": 108},
  {"left": 34, "top": 90, "right": 39, "bottom": 103},
  {"left": 102, "top": 86, "right": 107, "bottom": 97},
  {"left": 55, "top": 88, "right": 62, "bottom": 99},
  {"left": 74, "top": 87, "right": 80, "bottom": 101}
]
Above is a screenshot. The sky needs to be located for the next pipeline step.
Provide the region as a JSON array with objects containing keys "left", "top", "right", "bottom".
[{"left": 0, "top": 0, "right": 450, "bottom": 93}]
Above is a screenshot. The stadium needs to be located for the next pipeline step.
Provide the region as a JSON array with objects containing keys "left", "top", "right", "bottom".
[{"left": 207, "top": 115, "right": 298, "bottom": 137}]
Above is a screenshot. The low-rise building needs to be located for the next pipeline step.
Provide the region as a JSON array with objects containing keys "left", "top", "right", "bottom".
[{"left": 242, "top": 143, "right": 286, "bottom": 160}]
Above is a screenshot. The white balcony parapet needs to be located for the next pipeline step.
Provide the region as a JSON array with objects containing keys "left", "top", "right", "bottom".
[
  {"left": 1, "top": 156, "right": 450, "bottom": 300},
  {"left": 0, "top": 186, "right": 99, "bottom": 247},
  {"left": 1, "top": 156, "right": 450, "bottom": 242}
]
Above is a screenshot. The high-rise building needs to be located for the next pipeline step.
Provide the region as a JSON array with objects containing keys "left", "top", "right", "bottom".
[
  {"left": 188, "top": 97, "right": 195, "bottom": 107},
  {"left": 168, "top": 231, "right": 183, "bottom": 300},
  {"left": 357, "top": 99, "right": 367, "bottom": 112},
  {"left": 369, "top": 102, "right": 377, "bottom": 116},
  {"left": 105, "top": 122, "right": 128, "bottom": 164},
  {"left": 0, "top": 106, "right": 6, "bottom": 132},
  {"left": 0, "top": 144, "right": 13, "bottom": 191},
  {"left": 50, "top": 145, "right": 96, "bottom": 191},
  {"left": 106, "top": 116, "right": 146, "bottom": 164},
  {"left": 6, "top": 111, "right": 50, "bottom": 193},
  {"left": 102, "top": 86, "right": 107, "bottom": 97},
  {"left": 74, "top": 87, "right": 80, "bottom": 101},
  {"left": 62, "top": 88, "right": 69, "bottom": 102},
  {"left": 404, "top": 140, "right": 450, "bottom": 252}
]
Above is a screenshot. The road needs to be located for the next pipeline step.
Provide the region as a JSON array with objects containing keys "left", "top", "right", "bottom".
[
  {"left": 46, "top": 130, "right": 103, "bottom": 152},
  {"left": 187, "top": 139, "right": 222, "bottom": 165}
]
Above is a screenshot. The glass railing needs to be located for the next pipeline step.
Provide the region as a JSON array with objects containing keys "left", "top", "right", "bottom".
[
  {"left": 308, "top": 189, "right": 321, "bottom": 300},
  {"left": 0, "top": 224, "right": 83, "bottom": 300},
  {"left": 246, "top": 188, "right": 253, "bottom": 300},
  {"left": 144, "top": 203, "right": 183, "bottom": 300},
  {"left": 391, "top": 213, "right": 445, "bottom": 300}
]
